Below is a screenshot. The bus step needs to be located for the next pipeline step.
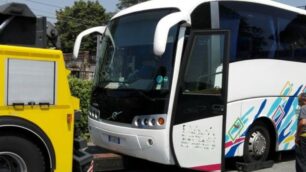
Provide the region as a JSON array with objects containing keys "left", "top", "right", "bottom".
[{"left": 236, "top": 160, "right": 274, "bottom": 172}]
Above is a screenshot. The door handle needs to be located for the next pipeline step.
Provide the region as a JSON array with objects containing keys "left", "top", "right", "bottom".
[
  {"left": 39, "top": 102, "right": 50, "bottom": 110},
  {"left": 12, "top": 103, "right": 25, "bottom": 110}
]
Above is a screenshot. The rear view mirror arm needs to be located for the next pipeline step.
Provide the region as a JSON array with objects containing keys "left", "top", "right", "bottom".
[{"left": 73, "top": 26, "right": 106, "bottom": 59}]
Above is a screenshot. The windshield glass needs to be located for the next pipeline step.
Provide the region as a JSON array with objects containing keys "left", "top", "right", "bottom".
[{"left": 94, "top": 9, "right": 179, "bottom": 91}]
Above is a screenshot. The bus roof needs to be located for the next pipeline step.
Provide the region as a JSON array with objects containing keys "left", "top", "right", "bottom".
[{"left": 113, "top": 0, "right": 306, "bottom": 20}]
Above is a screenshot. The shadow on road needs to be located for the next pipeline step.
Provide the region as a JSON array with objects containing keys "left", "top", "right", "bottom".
[
  {"left": 91, "top": 146, "right": 296, "bottom": 172},
  {"left": 225, "top": 150, "right": 295, "bottom": 171}
]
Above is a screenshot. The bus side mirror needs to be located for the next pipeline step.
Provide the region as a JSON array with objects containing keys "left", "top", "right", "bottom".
[
  {"left": 153, "top": 12, "right": 191, "bottom": 56},
  {"left": 73, "top": 26, "right": 106, "bottom": 59}
]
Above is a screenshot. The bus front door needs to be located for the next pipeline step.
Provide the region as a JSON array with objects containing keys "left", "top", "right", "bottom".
[{"left": 171, "top": 30, "right": 229, "bottom": 171}]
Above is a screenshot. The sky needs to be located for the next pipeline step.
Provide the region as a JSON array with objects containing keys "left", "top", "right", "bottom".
[{"left": 0, "top": 0, "right": 304, "bottom": 23}]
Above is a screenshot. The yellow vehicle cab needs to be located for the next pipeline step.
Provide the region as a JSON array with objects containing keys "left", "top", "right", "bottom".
[
  {"left": 0, "top": 3, "right": 92, "bottom": 172},
  {"left": 0, "top": 45, "right": 82, "bottom": 172}
]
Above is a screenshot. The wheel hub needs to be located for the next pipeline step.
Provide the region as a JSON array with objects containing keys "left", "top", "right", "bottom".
[
  {"left": 0, "top": 152, "right": 27, "bottom": 172},
  {"left": 249, "top": 131, "right": 267, "bottom": 158}
]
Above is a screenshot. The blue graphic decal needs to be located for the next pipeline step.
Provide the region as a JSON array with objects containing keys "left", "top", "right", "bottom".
[
  {"left": 226, "top": 142, "right": 243, "bottom": 157},
  {"left": 225, "top": 82, "right": 303, "bottom": 157},
  {"left": 254, "top": 99, "right": 267, "bottom": 119},
  {"left": 278, "top": 121, "right": 292, "bottom": 143},
  {"left": 267, "top": 98, "right": 282, "bottom": 117}
]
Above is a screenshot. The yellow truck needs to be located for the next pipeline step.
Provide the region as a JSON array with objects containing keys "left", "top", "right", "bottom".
[{"left": 0, "top": 3, "right": 91, "bottom": 172}]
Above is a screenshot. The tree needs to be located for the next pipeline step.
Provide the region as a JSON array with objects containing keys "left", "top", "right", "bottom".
[
  {"left": 117, "top": 0, "right": 149, "bottom": 10},
  {"left": 68, "top": 76, "right": 92, "bottom": 138},
  {"left": 56, "top": 0, "right": 109, "bottom": 53}
]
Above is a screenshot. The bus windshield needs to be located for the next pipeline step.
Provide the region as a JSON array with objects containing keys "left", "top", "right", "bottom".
[
  {"left": 94, "top": 9, "right": 179, "bottom": 91},
  {"left": 91, "top": 9, "right": 179, "bottom": 124}
]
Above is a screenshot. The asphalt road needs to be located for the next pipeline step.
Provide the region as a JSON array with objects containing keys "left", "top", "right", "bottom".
[
  {"left": 109, "top": 151, "right": 296, "bottom": 172},
  {"left": 89, "top": 144, "right": 296, "bottom": 172},
  {"left": 249, "top": 151, "right": 295, "bottom": 172}
]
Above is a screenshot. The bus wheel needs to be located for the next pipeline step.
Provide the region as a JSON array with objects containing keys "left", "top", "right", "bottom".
[
  {"left": 0, "top": 135, "right": 46, "bottom": 172},
  {"left": 243, "top": 123, "right": 270, "bottom": 162}
]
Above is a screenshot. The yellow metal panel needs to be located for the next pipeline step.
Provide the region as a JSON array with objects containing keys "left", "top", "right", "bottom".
[
  {"left": 0, "top": 45, "right": 79, "bottom": 172},
  {"left": 0, "top": 53, "right": 5, "bottom": 107}
]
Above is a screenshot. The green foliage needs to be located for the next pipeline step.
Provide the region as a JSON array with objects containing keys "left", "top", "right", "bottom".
[
  {"left": 68, "top": 76, "right": 92, "bottom": 138},
  {"left": 117, "top": 0, "right": 149, "bottom": 10},
  {"left": 56, "top": 0, "right": 110, "bottom": 53}
]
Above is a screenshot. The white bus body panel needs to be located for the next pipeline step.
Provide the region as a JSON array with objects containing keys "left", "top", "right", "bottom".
[
  {"left": 113, "top": 0, "right": 306, "bottom": 20},
  {"left": 225, "top": 101, "right": 243, "bottom": 156},
  {"left": 89, "top": 118, "right": 175, "bottom": 164},
  {"left": 227, "top": 59, "right": 306, "bottom": 102},
  {"left": 173, "top": 116, "right": 223, "bottom": 171},
  {"left": 225, "top": 59, "right": 305, "bottom": 157}
]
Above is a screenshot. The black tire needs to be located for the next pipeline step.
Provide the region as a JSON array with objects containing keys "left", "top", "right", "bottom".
[
  {"left": 243, "top": 122, "right": 271, "bottom": 163},
  {"left": 0, "top": 134, "right": 46, "bottom": 172}
]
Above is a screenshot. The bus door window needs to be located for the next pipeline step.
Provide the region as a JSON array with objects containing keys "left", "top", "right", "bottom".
[
  {"left": 174, "top": 30, "right": 229, "bottom": 125},
  {"left": 183, "top": 34, "right": 224, "bottom": 94}
]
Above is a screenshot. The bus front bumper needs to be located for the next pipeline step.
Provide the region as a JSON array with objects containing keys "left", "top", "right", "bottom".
[{"left": 88, "top": 117, "right": 175, "bottom": 165}]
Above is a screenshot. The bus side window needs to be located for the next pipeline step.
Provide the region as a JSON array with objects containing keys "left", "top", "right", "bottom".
[
  {"left": 278, "top": 14, "right": 306, "bottom": 62},
  {"left": 220, "top": 1, "right": 306, "bottom": 63},
  {"left": 220, "top": 2, "right": 277, "bottom": 61}
]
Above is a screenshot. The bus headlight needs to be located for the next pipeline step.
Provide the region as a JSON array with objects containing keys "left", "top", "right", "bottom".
[
  {"left": 89, "top": 106, "right": 100, "bottom": 120},
  {"left": 132, "top": 114, "right": 166, "bottom": 129},
  {"left": 151, "top": 118, "right": 156, "bottom": 126},
  {"left": 144, "top": 118, "right": 149, "bottom": 126}
]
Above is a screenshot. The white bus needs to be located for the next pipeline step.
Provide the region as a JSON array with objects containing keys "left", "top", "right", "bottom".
[{"left": 74, "top": 0, "right": 306, "bottom": 171}]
